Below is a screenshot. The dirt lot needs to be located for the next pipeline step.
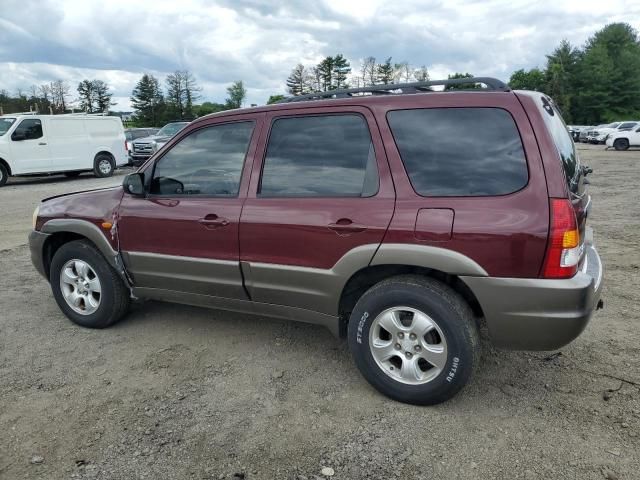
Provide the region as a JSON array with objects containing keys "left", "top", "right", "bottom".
[{"left": 1, "top": 145, "right": 639, "bottom": 480}]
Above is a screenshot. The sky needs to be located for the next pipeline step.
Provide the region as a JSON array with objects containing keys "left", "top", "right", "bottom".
[{"left": 1, "top": 0, "right": 639, "bottom": 111}]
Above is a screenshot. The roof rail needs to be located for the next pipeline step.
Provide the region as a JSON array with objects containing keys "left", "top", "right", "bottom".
[{"left": 277, "top": 77, "right": 510, "bottom": 103}]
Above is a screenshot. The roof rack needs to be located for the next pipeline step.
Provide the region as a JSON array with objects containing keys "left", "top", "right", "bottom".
[{"left": 277, "top": 77, "right": 509, "bottom": 103}]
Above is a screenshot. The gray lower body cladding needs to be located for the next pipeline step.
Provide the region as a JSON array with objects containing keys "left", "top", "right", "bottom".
[
  {"left": 462, "top": 244, "right": 603, "bottom": 350},
  {"left": 29, "top": 230, "right": 50, "bottom": 278}
]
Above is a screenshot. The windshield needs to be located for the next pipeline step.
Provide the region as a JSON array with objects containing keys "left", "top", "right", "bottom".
[
  {"left": 0, "top": 117, "right": 16, "bottom": 136},
  {"left": 157, "top": 123, "right": 188, "bottom": 137},
  {"left": 608, "top": 122, "right": 620, "bottom": 128}
]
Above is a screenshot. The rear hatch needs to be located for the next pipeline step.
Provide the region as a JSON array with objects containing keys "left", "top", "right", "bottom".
[{"left": 537, "top": 95, "right": 589, "bottom": 261}]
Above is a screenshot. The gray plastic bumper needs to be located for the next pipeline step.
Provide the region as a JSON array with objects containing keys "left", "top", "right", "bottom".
[{"left": 462, "top": 243, "right": 603, "bottom": 351}]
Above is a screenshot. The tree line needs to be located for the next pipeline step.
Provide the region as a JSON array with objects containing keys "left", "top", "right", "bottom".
[
  {"left": 129, "top": 71, "right": 246, "bottom": 126},
  {"left": 283, "top": 55, "right": 431, "bottom": 97},
  {"left": 508, "top": 22, "right": 640, "bottom": 124}
]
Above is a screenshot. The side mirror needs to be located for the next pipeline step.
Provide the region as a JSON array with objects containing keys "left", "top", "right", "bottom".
[
  {"left": 123, "top": 173, "right": 145, "bottom": 196},
  {"left": 11, "top": 131, "right": 26, "bottom": 141}
]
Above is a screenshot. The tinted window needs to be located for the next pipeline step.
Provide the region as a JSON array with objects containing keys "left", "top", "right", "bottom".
[
  {"left": 150, "top": 122, "right": 253, "bottom": 196},
  {"left": 388, "top": 108, "right": 528, "bottom": 196},
  {"left": 12, "top": 119, "right": 43, "bottom": 140},
  {"left": 619, "top": 122, "right": 637, "bottom": 129},
  {"left": 259, "top": 115, "right": 378, "bottom": 197},
  {"left": 538, "top": 96, "right": 581, "bottom": 193}
]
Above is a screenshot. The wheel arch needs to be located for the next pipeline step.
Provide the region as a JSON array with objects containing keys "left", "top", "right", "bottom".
[
  {"left": 40, "top": 219, "right": 130, "bottom": 288},
  {"left": 94, "top": 150, "right": 115, "bottom": 163},
  {"left": 0, "top": 157, "right": 11, "bottom": 175}
]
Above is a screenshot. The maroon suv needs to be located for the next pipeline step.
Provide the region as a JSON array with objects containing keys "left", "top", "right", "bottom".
[{"left": 29, "top": 77, "right": 603, "bottom": 405}]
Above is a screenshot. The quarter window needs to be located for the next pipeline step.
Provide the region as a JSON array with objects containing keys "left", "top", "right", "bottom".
[
  {"left": 387, "top": 108, "right": 528, "bottom": 196},
  {"left": 259, "top": 114, "right": 379, "bottom": 197},
  {"left": 150, "top": 122, "right": 253, "bottom": 196},
  {"left": 12, "top": 119, "right": 43, "bottom": 141}
]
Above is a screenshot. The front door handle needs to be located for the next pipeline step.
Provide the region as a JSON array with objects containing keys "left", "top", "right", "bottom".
[
  {"left": 198, "top": 214, "right": 230, "bottom": 229},
  {"left": 38, "top": 142, "right": 47, "bottom": 145},
  {"left": 328, "top": 219, "right": 367, "bottom": 236}
]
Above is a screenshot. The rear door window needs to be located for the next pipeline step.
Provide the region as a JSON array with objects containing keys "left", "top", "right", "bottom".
[
  {"left": 259, "top": 114, "right": 378, "bottom": 197},
  {"left": 387, "top": 108, "right": 528, "bottom": 196},
  {"left": 538, "top": 96, "right": 581, "bottom": 194}
]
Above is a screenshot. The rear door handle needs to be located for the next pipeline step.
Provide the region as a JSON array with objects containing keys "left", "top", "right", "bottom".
[
  {"left": 198, "top": 214, "right": 230, "bottom": 229},
  {"left": 38, "top": 142, "right": 47, "bottom": 145},
  {"left": 328, "top": 219, "right": 367, "bottom": 236}
]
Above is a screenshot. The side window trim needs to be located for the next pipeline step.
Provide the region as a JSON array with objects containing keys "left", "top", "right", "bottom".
[
  {"left": 257, "top": 112, "right": 380, "bottom": 198},
  {"left": 147, "top": 120, "right": 256, "bottom": 199}
]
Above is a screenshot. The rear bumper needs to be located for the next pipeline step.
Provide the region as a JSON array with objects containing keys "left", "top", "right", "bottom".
[
  {"left": 462, "top": 243, "right": 603, "bottom": 350},
  {"left": 29, "top": 229, "right": 51, "bottom": 279}
]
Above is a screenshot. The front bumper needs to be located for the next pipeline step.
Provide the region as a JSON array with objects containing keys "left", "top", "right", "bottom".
[
  {"left": 29, "top": 230, "right": 51, "bottom": 279},
  {"left": 462, "top": 243, "right": 603, "bottom": 350}
]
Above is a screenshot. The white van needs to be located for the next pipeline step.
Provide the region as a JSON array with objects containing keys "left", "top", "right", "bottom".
[{"left": 0, "top": 114, "right": 127, "bottom": 186}]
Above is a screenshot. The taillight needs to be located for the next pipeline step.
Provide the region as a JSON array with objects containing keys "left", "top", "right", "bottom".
[
  {"left": 542, "top": 198, "right": 581, "bottom": 278},
  {"left": 125, "top": 140, "right": 129, "bottom": 151}
]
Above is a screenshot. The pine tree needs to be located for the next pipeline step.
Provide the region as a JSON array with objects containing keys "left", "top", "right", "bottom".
[
  {"left": 376, "top": 57, "right": 394, "bottom": 84},
  {"left": 131, "top": 74, "right": 164, "bottom": 126},
  {"left": 332, "top": 54, "right": 351, "bottom": 89},
  {"left": 286, "top": 64, "right": 310, "bottom": 95}
]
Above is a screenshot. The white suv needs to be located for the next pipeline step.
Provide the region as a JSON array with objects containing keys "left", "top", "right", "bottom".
[
  {"left": 588, "top": 121, "right": 639, "bottom": 144},
  {"left": 606, "top": 125, "right": 640, "bottom": 150}
]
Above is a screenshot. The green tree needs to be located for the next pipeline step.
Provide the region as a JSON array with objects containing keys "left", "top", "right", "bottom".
[
  {"left": 445, "top": 73, "right": 477, "bottom": 90},
  {"left": 332, "top": 54, "right": 351, "bottom": 89},
  {"left": 286, "top": 64, "right": 310, "bottom": 95},
  {"left": 225, "top": 80, "right": 247, "bottom": 109},
  {"left": 582, "top": 23, "right": 640, "bottom": 121},
  {"left": 376, "top": 57, "right": 394, "bottom": 84},
  {"left": 165, "top": 70, "right": 201, "bottom": 120},
  {"left": 267, "top": 94, "right": 285, "bottom": 104},
  {"left": 194, "top": 102, "right": 226, "bottom": 117},
  {"left": 544, "top": 40, "right": 579, "bottom": 121},
  {"left": 93, "top": 80, "right": 114, "bottom": 113},
  {"left": 131, "top": 74, "right": 164, "bottom": 126},
  {"left": 317, "top": 56, "right": 335, "bottom": 91},
  {"left": 77, "top": 79, "right": 95, "bottom": 112},
  {"left": 508, "top": 68, "right": 546, "bottom": 91}
]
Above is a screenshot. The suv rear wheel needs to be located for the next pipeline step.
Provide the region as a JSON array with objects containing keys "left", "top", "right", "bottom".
[
  {"left": 348, "top": 275, "right": 479, "bottom": 405},
  {"left": 613, "top": 138, "right": 629, "bottom": 151},
  {"left": 50, "top": 240, "right": 130, "bottom": 328},
  {"left": 93, "top": 153, "right": 114, "bottom": 178}
]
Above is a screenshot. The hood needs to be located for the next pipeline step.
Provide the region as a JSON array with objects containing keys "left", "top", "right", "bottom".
[
  {"left": 42, "top": 185, "right": 121, "bottom": 203},
  {"left": 132, "top": 134, "right": 166, "bottom": 144}
]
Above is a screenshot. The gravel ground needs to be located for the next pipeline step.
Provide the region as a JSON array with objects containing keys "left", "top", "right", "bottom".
[{"left": 1, "top": 145, "right": 639, "bottom": 480}]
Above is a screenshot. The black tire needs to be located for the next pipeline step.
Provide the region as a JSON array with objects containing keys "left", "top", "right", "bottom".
[
  {"left": 64, "top": 171, "right": 82, "bottom": 178},
  {"left": 613, "top": 138, "right": 629, "bottom": 151},
  {"left": 93, "top": 153, "right": 114, "bottom": 178},
  {"left": 49, "top": 240, "right": 130, "bottom": 328},
  {"left": 348, "top": 275, "right": 480, "bottom": 405},
  {"left": 0, "top": 162, "right": 8, "bottom": 187}
]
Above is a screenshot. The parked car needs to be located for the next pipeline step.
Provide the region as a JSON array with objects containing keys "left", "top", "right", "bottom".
[
  {"left": 586, "top": 121, "right": 639, "bottom": 144},
  {"left": 129, "top": 121, "right": 189, "bottom": 166},
  {"left": 606, "top": 125, "right": 640, "bottom": 150},
  {"left": 125, "top": 128, "right": 159, "bottom": 157},
  {"left": 28, "top": 78, "right": 603, "bottom": 405},
  {"left": 568, "top": 125, "right": 589, "bottom": 142},
  {"left": 0, "top": 114, "right": 126, "bottom": 186},
  {"left": 578, "top": 126, "right": 594, "bottom": 143}
]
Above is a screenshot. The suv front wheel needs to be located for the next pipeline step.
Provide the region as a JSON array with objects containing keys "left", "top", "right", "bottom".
[
  {"left": 50, "top": 240, "right": 130, "bottom": 328},
  {"left": 348, "top": 275, "right": 480, "bottom": 405}
]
